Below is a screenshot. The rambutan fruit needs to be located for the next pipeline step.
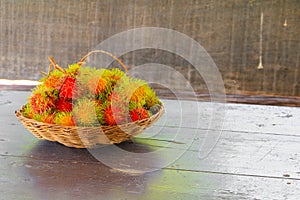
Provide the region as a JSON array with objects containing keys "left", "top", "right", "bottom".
[
  {"left": 54, "top": 112, "right": 75, "bottom": 126},
  {"left": 30, "top": 93, "right": 56, "bottom": 114},
  {"left": 40, "top": 112, "right": 56, "bottom": 124},
  {"left": 59, "top": 76, "right": 76, "bottom": 99},
  {"left": 108, "top": 91, "right": 123, "bottom": 104},
  {"left": 57, "top": 98, "right": 72, "bottom": 112},
  {"left": 130, "top": 108, "right": 149, "bottom": 122},
  {"left": 23, "top": 62, "right": 162, "bottom": 128},
  {"left": 86, "top": 76, "right": 107, "bottom": 95},
  {"left": 44, "top": 74, "right": 62, "bottom": 89},
  {"left": 22, "top": 103, "right": 35, "bottom": 119},
  {"left": 104, "top": 105, "right": 127, "bottom": 125},
  {"left": 66, "top": 64, "right": 80, "bottom": 77},
  {"left": 73, "top": 98, "right": 99, "bottom": 126},
  {"left": 101, "top": 68, "right": 124, "bottom": 85},
  {"left": 44, "top": 114, "right": 55, "bottom": 124}
]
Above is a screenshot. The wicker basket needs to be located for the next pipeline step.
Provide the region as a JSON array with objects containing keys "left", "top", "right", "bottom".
[
  {"left": 15, "top": 104, "right": 164, "bottom": 148},
  {"left": 15, "top": 50, "right": 165, "bottom": 148}
]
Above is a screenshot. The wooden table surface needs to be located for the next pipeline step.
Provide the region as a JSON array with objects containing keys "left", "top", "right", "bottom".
[{"left": 0, "top": 90, "right": 300, "bottom": 200}]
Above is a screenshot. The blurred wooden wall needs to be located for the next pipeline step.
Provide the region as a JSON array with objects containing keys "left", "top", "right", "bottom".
[{"left": 0, "top": 0, "right": 299, "bottom": 96}]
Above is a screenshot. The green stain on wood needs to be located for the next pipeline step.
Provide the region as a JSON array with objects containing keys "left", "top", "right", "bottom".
[{"left": 142, "top": 169, "right": 205, "bottom": 199}]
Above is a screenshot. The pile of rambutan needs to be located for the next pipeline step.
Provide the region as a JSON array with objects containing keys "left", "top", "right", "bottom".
[{"left": 21, "top": 63, "right": 161, "bottom": 127}]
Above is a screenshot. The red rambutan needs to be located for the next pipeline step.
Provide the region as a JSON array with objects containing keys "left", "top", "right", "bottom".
[
  {"left": 130, "top": 108, "right": 149, "bottom": 122},
  {"left": 104, "top": 106, "right": 127, "bottom": 125},
  {"left": 59, "top": 77, "right": 76, "bottom": 99},
  {"left": 57, "top": 98, "right": 72, "bottom": 112}
]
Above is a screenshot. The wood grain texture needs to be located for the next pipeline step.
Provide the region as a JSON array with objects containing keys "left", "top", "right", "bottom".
[
  {"left": 0, "top": 91, "right": 299, "bottom": 199},
  {"left": 0, "top": 0, "right": 299, "bottom": 96}
]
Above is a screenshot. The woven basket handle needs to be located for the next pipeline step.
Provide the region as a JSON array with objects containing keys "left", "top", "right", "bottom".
[{"left": 78, "top": 50, "right": 129, "bottom": 74}]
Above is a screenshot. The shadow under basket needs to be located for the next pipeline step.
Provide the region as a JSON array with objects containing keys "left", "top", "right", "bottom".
[{"left": 15, "top": 105, "right": 164, "bottom": 148}]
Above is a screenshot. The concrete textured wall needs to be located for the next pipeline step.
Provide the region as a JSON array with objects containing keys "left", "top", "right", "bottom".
[{"left": 0, "top": 0, "right": 299, "bottom": 96}]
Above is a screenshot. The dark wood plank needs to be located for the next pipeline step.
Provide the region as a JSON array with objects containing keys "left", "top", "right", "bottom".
[
  {"left": 0, "top": 155, "right": 299, "bottom": 200},
  {"left": 134, "top": 125, "right": 300, "bottom": 179},
  {"left": 1, "top": 91, "right": 300, "bottom": 177},
  {"left": 1, "top": 90, "right": 300, "bottom": 199},
  {"left": 155, "top": 99, "right": 300, "bottom": 136},
  {"left": 2, "top": 121, "right": 300, "bottom": 180}
]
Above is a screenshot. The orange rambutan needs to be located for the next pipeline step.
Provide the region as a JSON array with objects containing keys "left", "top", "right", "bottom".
[
  {"left": 86, "top": 76, "right": 107, "bottom": 95},
  {"left": 130, "top": 86, "right": 147, "bottom": 106},
  {"left": 44, "top": 75, "right": 62, "bottom": 89},
  {"left": 95, "top": 78, "right": 107, "bottom": 94},
  {"left": 54, "top": 112, "right": 75, "bottom": 126}
]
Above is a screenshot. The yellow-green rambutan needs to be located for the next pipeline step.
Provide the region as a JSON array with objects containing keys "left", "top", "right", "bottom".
[{"left": 73, "top": 98, "right": 101, "bottom": 126}]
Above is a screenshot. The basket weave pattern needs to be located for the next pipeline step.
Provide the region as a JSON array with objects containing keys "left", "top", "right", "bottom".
[{"left": 15, "top": 105, "right": 164, "bottom": 148}]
